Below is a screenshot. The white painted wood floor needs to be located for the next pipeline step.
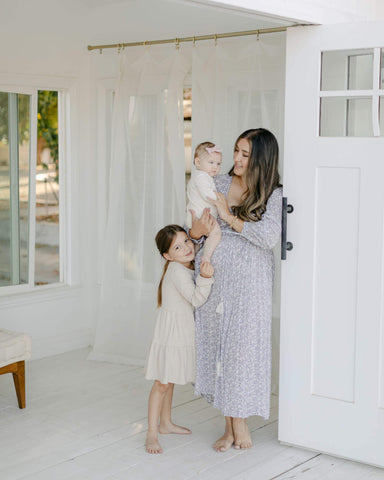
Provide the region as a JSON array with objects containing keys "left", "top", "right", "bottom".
[{"left": 1, "top": 348, "right": 384, "bottom": 480}]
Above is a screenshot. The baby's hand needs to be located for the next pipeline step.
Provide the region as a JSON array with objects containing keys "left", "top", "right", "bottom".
[{"left": 200, "top": 261, "right": 214, "bottom": 278}]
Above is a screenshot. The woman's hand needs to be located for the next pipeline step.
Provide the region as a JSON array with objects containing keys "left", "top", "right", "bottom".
[
  {"left": 210, "top": 192, "right": 231, "bottom": 222},
  {"left": 189, "top": 208, "right": 215, "bottom": 239},
  {"left": 200, "top": 261, "right": 214, "bottom": 278}
]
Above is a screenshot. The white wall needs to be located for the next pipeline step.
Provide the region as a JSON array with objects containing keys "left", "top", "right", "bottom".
[{"left": 0, "top": 2, "right": 98, "bottom": 359}]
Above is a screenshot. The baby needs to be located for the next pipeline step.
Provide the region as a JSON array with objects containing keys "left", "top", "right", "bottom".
[{"left": 186, "top": 142, "right": 222, "bottom": 264}]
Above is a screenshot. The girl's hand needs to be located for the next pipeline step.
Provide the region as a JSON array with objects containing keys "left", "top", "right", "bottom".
[
  {"left": 189, "top": 208, "right": 215, "bottom": 239},
  {"left": 210, "top": 192, "right": 231, "bottom": 221},
  {"left": 200, "top": 261, "right": 214, "bottom": 278}
]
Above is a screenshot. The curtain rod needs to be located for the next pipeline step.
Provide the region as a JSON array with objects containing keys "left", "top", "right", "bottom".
[{"left": 87, "top": 26, "right": 291, "bottom": 53}]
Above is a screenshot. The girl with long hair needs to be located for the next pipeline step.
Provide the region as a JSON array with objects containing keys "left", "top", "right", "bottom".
[{"left": 144, "top": 225, "right": 214, "bottom": 454}]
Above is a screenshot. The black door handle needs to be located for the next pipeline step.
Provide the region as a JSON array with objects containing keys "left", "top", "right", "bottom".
[{"left": 281, "top": 197, "right": 294, "bottom": 260}]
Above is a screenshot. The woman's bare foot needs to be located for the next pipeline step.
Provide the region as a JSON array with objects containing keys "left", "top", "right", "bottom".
[
  {"left": 158, "top": 422, "right": 192, "bottom": 435},
  {"left": 213, "top": 417, "right": 235, "bottom": 452},
  {"left": 213, "top": 433, "right": 234, "bottom": 452},
  {"left": 232, "top": 418, "right": 252, "bottom": 450},
  {"left": 213, "top": 432, "right": 234, "bottom": 452},
  {"left": 146, "top": 434, "right": 163, "bottom": 454}
]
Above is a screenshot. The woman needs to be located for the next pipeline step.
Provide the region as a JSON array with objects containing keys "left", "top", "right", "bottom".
[{"left": 189, "top": 128, "right": 282, "bottom": 452}]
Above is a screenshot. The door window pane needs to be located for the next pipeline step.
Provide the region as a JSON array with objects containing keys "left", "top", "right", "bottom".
[
  {"left": 320, "top": 97, "right": 373, "bottom": 137},
  {"left": 321, "top": 49, "right": 373, "bottom": 91}
]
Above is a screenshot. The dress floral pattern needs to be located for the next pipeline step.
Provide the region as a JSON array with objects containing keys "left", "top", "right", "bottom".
[{"left": 194, "top": 174, "right": 282, "bottom": 419}]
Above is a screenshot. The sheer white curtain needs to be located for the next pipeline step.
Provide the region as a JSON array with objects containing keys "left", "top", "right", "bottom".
[
  {"left": 90, "top": 47, "right": 191, "bottom": 364},
  {"left": 191, "top": 33, "right": 286, "bottom": 392},
  {"left": 192, "top": 33, "right": 286, "bottom": 170},
  {"left": 90, "top": 35, "right": 285, "bottom": 373}
]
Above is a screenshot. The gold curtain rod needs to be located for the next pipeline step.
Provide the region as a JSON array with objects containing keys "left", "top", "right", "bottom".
[{"left": 87, "top": 26, "right": 291, "bottom": 52}]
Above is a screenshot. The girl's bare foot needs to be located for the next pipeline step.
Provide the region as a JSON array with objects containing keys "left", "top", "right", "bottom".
[
  {"left": 146, "top": 435, "right": 163, "bottom": 454},
  {"left": 213, "top": 432, "right": 234, "bottom": 452},
  {"left": 158, "top": 422, "right": 192, "bottom": 435},
  {"left": 232, "top": 418, "right": 252, "bottom": 450}
]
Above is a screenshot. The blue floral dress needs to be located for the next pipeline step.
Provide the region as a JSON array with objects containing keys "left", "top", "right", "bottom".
[{"left": 194, "top": 174, "right": 282, "bottom": 419}]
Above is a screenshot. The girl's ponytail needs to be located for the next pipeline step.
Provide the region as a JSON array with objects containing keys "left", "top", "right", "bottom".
[
  {"left": 155, "top": 224, "right": 186, "bottom": 308},
  {"left": 157, "top": 260, "right": 170, "bottom": 307}
]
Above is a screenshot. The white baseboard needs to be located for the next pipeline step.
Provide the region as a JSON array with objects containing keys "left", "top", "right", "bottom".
[
  {"left": 29, "top": 328, "right": 93, "bottom": 360},
  {"left": 87, "top": 349, "right": 145, "bottom": 367}
]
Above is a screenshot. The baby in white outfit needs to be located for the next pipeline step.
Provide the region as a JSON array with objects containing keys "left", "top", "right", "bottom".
[{"left": 185, "top": 142, "right": 222, "bottom": 263}]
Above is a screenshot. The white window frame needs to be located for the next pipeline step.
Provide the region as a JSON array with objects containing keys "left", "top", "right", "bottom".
[
  {"left": 319, "top": 47, "right": 384, "bottom": 136},
  {"left": 0, "top": 77, "right": 71, "bottom": 295}
]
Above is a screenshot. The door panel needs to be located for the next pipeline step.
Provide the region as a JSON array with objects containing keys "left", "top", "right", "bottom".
[{"left": 279, "top": 23, "right": 384, "bottom": 467}]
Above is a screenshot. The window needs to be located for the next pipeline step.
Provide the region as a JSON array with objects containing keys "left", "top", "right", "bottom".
[
  {"left": 35, "top": 91, "right": 60, "bottom": 285},
  {"left": 0, "top": 88, "right": 64, "bottom": 290},
  {"left": 319, "top": 48, "right": 384, "bottom": 137}
]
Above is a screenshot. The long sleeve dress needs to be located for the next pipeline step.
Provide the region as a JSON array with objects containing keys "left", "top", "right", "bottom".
[
  {"left": 145, "top": 261, "right": 214, "bottom": 385},
  {"left": 194, "top": 174, "right": 282, "bottom": 419}
]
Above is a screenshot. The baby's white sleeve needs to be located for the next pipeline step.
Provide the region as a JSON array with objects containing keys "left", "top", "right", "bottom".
[{"left": 195, "top": 171, "right": 217, "bottom": 201}]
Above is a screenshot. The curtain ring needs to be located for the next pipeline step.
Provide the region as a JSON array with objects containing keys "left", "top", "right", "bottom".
[
  {"left": 257, "top": 30, "right": 260, "bottom": 41},
  {"left": 193, "top": 36, "right": 196, "bottom": 47},
  {"left": 99, "top": 48, "right": 103, "bottom": 54},
  {"left": 117, "top": 43, "right": 121, "bottom": 54},
  {"left": 175, "top": 38, "right": 180, "bottom": 50},
  {"left": 144, "top": 40, "right": 150, "bottom": 51},
  {"left": 214, "top": 34, "right": 218, "bottom": 46}
]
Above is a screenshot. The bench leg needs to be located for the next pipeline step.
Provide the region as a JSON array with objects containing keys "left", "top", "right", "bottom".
[{"left": 12, "top": 361, "right": 26, "bottom": 409}]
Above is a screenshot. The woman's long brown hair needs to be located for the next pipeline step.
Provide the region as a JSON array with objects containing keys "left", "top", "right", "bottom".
[
  {"left": 229, "top": 128, "right": 281, "bottom": 222},
  {"left": 155, "top": 225, "right": 186, "bottom": 307}
]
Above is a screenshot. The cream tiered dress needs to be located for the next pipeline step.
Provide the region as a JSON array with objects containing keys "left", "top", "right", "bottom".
[{"left": 145, "top": 261, "right": 214, "bottom": 385}]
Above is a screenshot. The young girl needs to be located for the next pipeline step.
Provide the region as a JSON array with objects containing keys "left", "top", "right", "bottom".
[
  {"left": 185, "top": 142, "right": 222, "bottom": 264},
  {"left": 144, "top": 225, "right": 214, "bottom": 454}
]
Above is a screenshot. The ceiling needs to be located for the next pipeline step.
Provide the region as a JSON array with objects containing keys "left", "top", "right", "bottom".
[
  {"left": 1, "top": 0, "right": 299, "bottom": 72},
  {"left": 4, "top": 0, "right": 297, "bottom": 46},
  {"left": 84, "top": 0, "right": 297, "bottom": 46}
]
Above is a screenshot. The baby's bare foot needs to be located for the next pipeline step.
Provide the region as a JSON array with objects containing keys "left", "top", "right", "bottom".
[
  {"left": 146, "top": 434, "right": 163, "bottom": 454},
  {"left": 158, "top": 422, "right": 192, "bottom": 435},
  {"left": 213, "top": 432, "right": 234, "bottom": 452},
  {"left": 233, "top": 418, "right": 252, "bottom": 450}
]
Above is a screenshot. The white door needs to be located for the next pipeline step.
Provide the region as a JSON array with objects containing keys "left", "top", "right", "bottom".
[{"left": 279, "top": 23, "right": 384, "bottom": 467}]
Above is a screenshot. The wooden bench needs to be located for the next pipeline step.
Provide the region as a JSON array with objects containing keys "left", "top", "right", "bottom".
[{"left": 0, "top": 329, "right": 31, "bottom": 408}]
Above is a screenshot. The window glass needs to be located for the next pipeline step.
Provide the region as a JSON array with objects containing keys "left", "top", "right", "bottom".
[
  {"left": 320, "top": 97, "right": 373, "bottom": 137},
  {"left": 18, "top": 94, "right": 30, "bottom": 284},
  {"left": 35, "top": 90, "right": 60, "bottom": 285},
  {"left": 0, "top": 92, "right": 30, "bottom": 286},
  {"left": 0, "top": 92, "right": 12, "bottom": 286},
  {"left": 380, "top": 97, "right": 384, "bottom": 136},
  {"left": 381, "top": 49, "right": 384, "bottom": 89},
  {"left": 321, "top": 49, "right": 373, "bottom": 91}
]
